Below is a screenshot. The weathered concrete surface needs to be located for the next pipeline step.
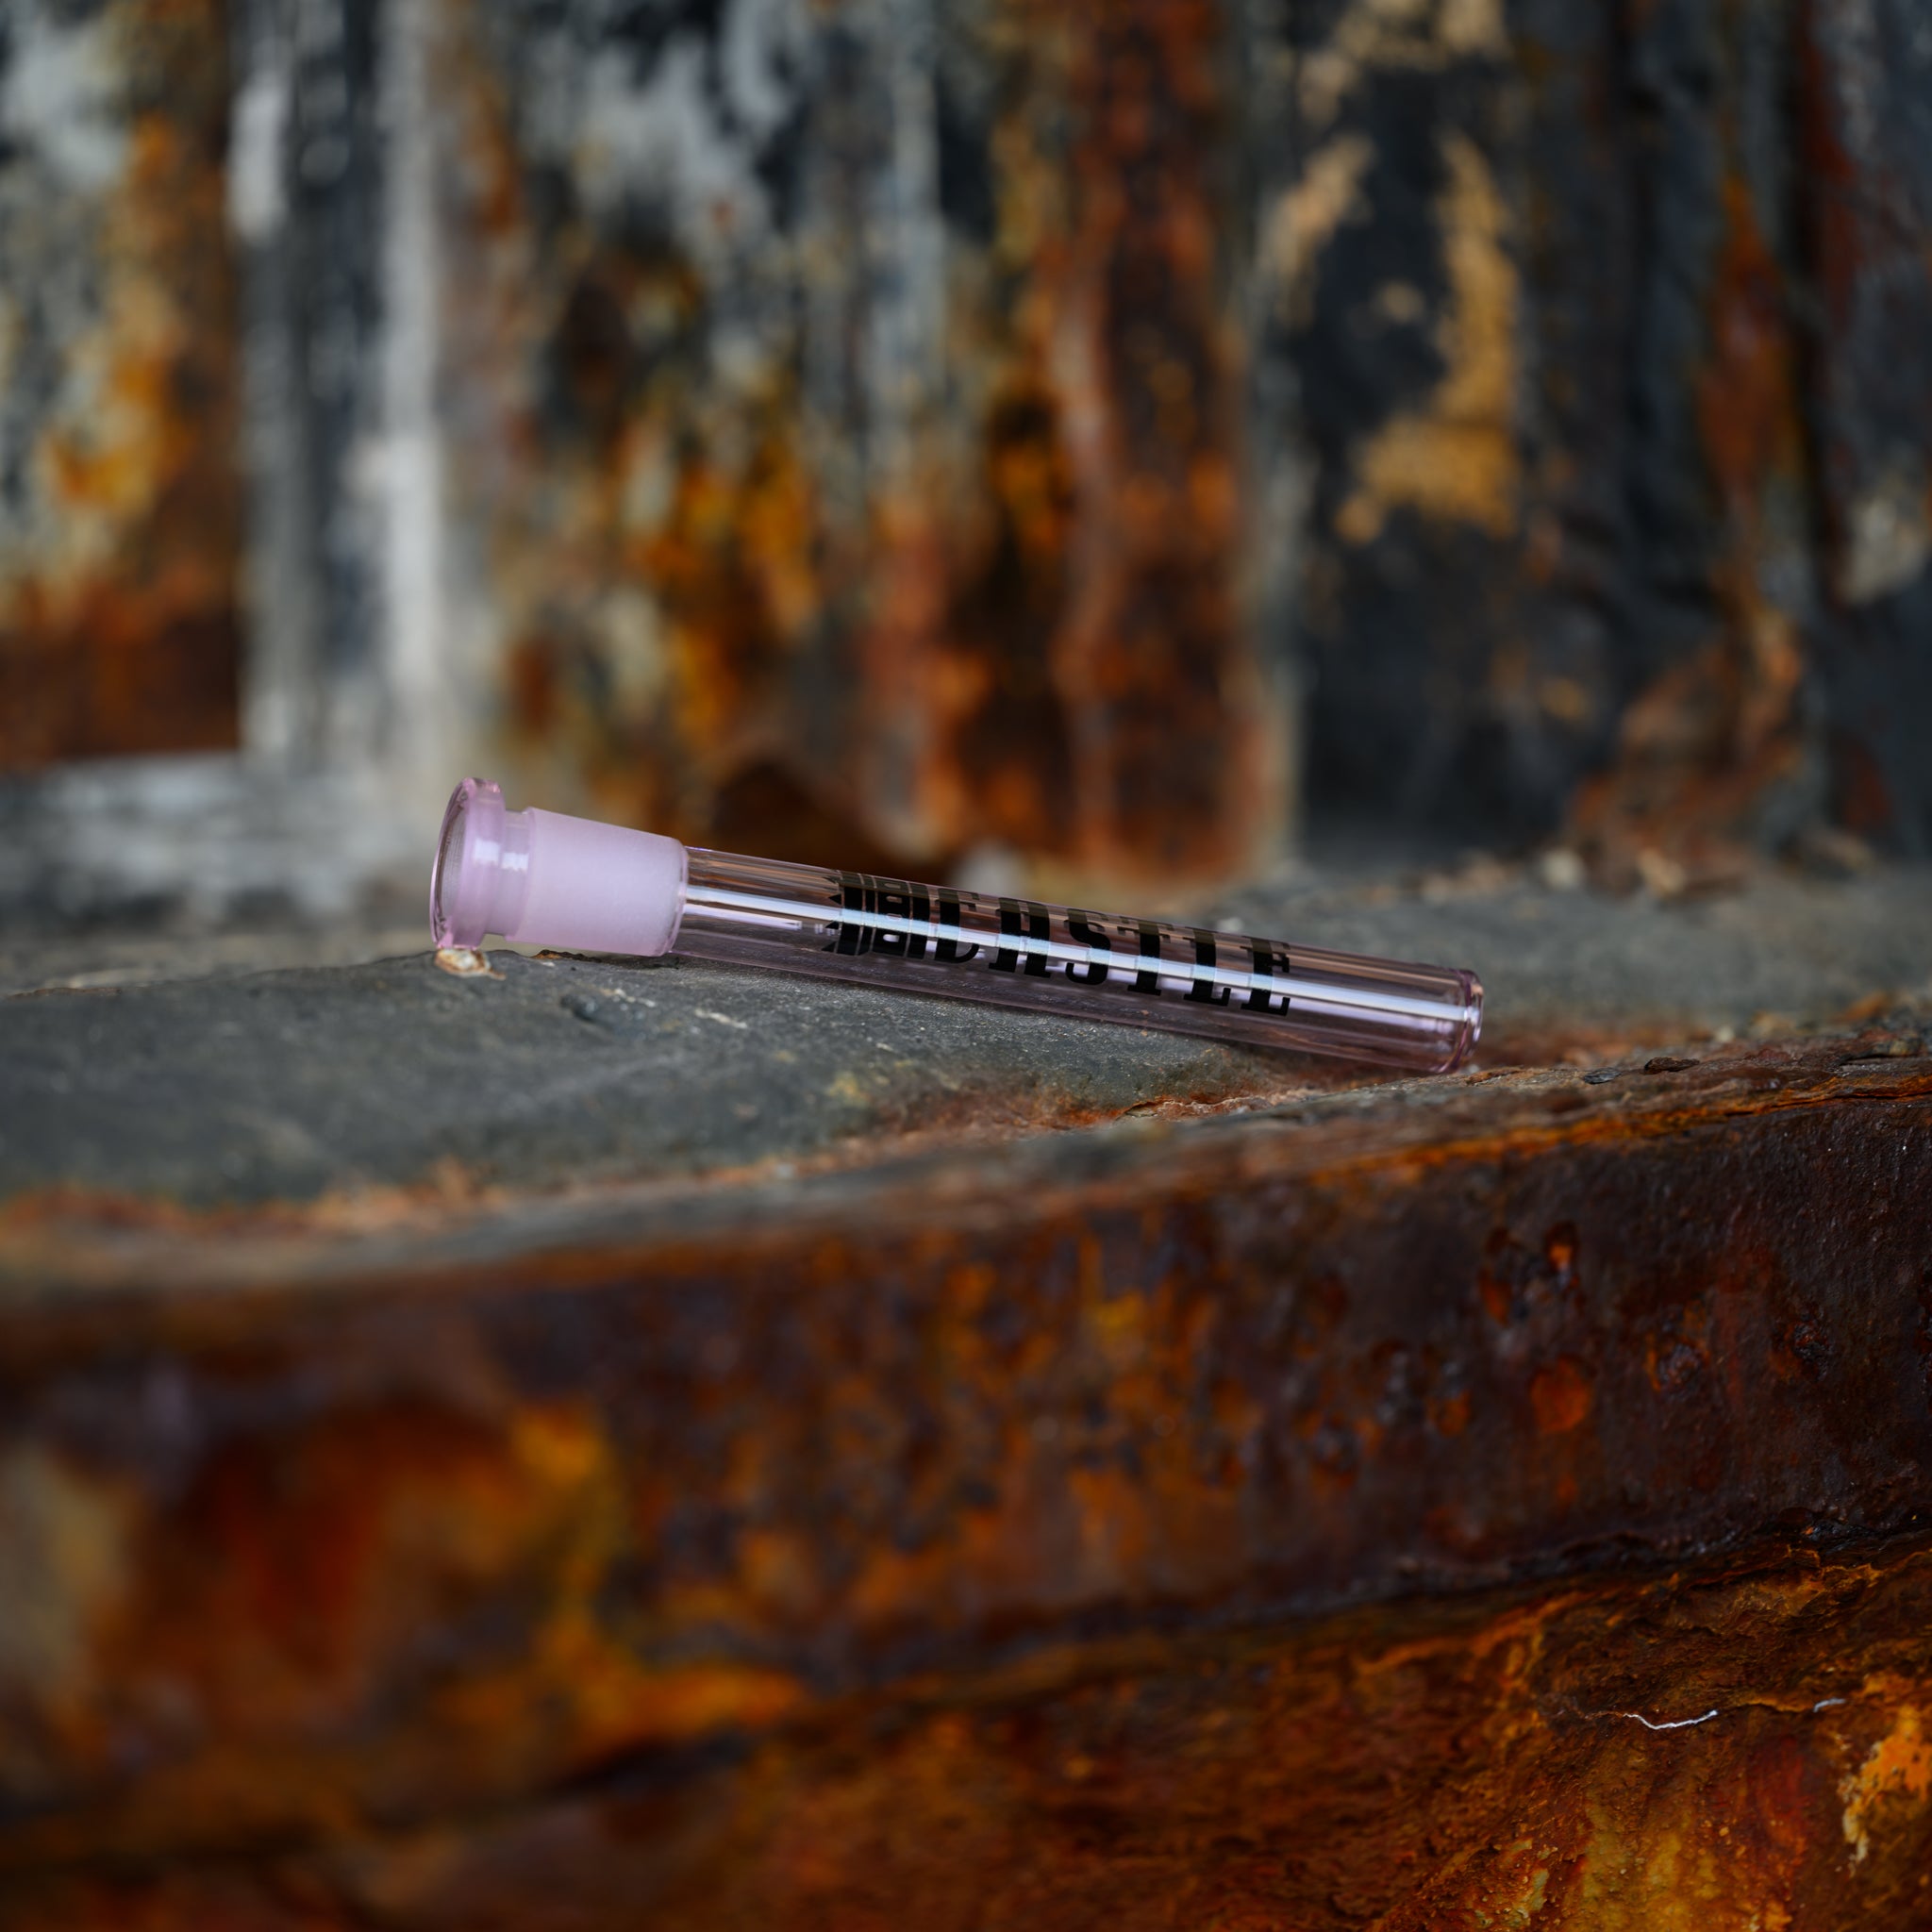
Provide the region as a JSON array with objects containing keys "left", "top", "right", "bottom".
[
  {"left": 0, "top": 0, "right": 242, "bottom": 768},
  {"left": 4, "top": 864, "right": 1929, "bottom": 1205},
  {"left": 8, "top": 1533, "right": 1932, "bottom": 1928},
  {"left": 0, "top": 945, "right": 1287, "bottom": 1209},
  {"left": 0, "top": 921, "right": 426, "bottom": 1004},
  {"left": 1209, "top": 859, "right": 1932, "bottom": 1059}
]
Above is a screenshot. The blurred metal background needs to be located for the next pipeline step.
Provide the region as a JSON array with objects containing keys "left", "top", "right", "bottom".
[{"left": 2, "top": 0, "right": 1929, "bottom": 923}]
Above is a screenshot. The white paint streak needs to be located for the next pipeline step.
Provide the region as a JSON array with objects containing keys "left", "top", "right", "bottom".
[
  {"left": 1576, "top": 1705, "right": 1723, "bottom": 1732},
  {"left": 0, "top": 3, "right": 126, "bottom": 195},
  {"left": 873, "top": 0, "right": 943, "bottom": 471},
  {"left": 1839, "top": 462, "right": 1930, "bottom": 605},
  {"left": 379, "top": 0, "right": 449, "bottom": 820},
  {"left": 228, "top": 58, "right": 291, "bottom": 243},
  {"left": 1620, "top": 1707, "right": 1722, "bottom": 1732},
  {"left": 1259, "top": 134, "right": 1374, "bottom": 329},
  {"left": 549, "top": 2, "right": 801, "bottom": 261}
]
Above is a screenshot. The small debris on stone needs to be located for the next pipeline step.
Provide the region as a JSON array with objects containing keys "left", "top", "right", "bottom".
[
  {"left": 1790, "top": 826, "right": 1877, "bottom": 879},
  {"left": 435, "top": 946, "right": 498, "bottom": 977},
  {"left": 1538, "top": 848, "right": 1588, "bottom": 892},
  {"left": 1636, "top": 849, "right": 1690, "bottom": 900}
]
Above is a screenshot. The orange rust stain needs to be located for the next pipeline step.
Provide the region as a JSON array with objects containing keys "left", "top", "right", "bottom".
[
  {"left": 1530, "top": 1356, "right": 1593, "bottom": 1435},
  {"left": 12, "top": 1541, "right": 1932, "bottom": 1926},
  {"left": 929, "top": 375, "right": 1081, "bottom": 862},
  {"left": 1570, "top": 172, "right": 1809, "bottom": 891},
  {"left": 434, "top": 0, "right": 1267, "bottom": 890},
  {"left": 1841, "top": 1695, "right": 1932, "bottom": 1865},
  {"left": 908, "top": 0, "right": 1268, "bottom": 889},
  {"left": 1478, "top": 1265, "right": 1512, "bottom": 1324},
  {"left": 0, "top": 0, "right": 241, "bottom": 768},
  {"left": 9, "top": 1391, "right": 809, "bottom": 1855},
  {"left": 1544, "top": 1222, "right": 1579, "bottom": 1279},
  {"left": 430, "top": 6, "right": 834, "bottom": 858},
  {"left": 0, "top": 1445, "right": 137, "bottom": 1801},
  {"left": 87, "top": 1391, "right": 685, "bottom": 1813},
  {"left": 1336, "top": 132, "right": 1522, "bottom": 548}
]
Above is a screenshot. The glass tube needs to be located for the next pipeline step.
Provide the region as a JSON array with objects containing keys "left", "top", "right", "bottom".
[
  {"left": 430, "top": 778, "right": 1483, "bottom": 1073},
  {"left": 673, "top": 850, "right": 1481, "bottom": 1073}
]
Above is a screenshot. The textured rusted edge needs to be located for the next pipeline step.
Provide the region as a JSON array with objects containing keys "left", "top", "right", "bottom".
[
  {"left": 9, "top": 1530, "right": 1932, "bottom": 1928},
  {"left": 0, "top": 1029, "right": 1927, "bottom": 1865},
  {"left": 0, "top": 1024, "right": 1921, "bottom": 1321}
]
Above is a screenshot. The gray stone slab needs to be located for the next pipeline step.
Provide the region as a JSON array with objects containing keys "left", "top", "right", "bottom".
[
  {"left": 3, "top": 865, "right": 1927, "bottom": 1213},
  {"left": 1214, "top": 862, "right": 1932, "bottom": 1041},
  {"left": 0, "top": 947, "right": 1282, "bottom": 1211}
]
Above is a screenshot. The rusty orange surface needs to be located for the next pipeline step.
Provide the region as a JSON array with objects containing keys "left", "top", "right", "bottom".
[
  {"left": 7, "top": 1533, "right": 1932, "bottom": 1927},
  {"left": 428, "top": 0, "right": 1272, "bottom": 891},
  {"left": 0, "top": 0, "right": 241, "bottom": 769},
  {"left": 0, "top": 1027, "right": 1927, "bottom": 1883}
]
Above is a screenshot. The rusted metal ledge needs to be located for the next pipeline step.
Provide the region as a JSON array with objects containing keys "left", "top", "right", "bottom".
[
  {"left": 2, "top": 1005, "right": 1927, "bottom": 1881},
  {"left": 8, "top": 1529, "right": 1932, "bottom": 1928}
]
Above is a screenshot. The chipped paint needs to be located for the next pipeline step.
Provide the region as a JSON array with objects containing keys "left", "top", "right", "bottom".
[
  {"left": 1259, "top": 133, "right": 1374, "bottom": 331},
  {"left": 1840, "top": 1697, "right": 1932, "bottom": 1864},
  {"left": 2, "top": 0, "right": 1928, "bottom": 909},
  {"left": 1298, "top": 0, "right": 1504, "bottom": 136},
  {"left": 1837, "top": 465, "right": 1931, "bottom": 605},
  {"left": 1336, "top": 133, "right": 1520, "bottom": 545}
]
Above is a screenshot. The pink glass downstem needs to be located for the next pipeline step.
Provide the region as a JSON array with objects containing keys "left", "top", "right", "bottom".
[{"left": 432, "top": 779, "right": 1483, "bottom": 1073}]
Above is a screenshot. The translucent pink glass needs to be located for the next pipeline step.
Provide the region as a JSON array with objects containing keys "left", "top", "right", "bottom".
[{"left": 433, "top": 779, "right": 1483, "bottom": 1073}]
